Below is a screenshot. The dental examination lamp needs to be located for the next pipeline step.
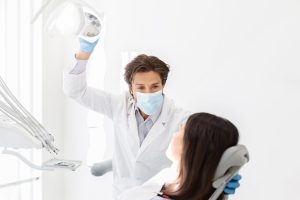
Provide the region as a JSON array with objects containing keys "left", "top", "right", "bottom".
[
  {"left": 31, "top": 0, "right": 103, "bottom": 43},
  {"left": 0, "top": 76, "right": 81, "bottom": 171}
]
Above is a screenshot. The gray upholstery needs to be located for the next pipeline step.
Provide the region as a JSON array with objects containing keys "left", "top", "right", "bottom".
[
  {"left": 209, "top": 145, "right": 250, "bottom": 200},
  {"left": 90, "top": 159, "right": 112, "bottom": 176}
]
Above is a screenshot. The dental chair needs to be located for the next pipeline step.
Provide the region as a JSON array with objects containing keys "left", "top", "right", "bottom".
[{"left": 209, "top": 144, "right": 250, "bottom": 200}]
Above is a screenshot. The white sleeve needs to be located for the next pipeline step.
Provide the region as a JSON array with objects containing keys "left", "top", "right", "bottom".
[
  {"left": 68, "top": 59, "right": 88, "bottom": 74},
  {"left": 62, "top": 59, "right": 116, "bottom": 119}
]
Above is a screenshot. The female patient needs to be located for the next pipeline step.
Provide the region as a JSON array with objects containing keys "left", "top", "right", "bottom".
[{"left": 118, "top": 112, "right": 241, "bottom": 200}]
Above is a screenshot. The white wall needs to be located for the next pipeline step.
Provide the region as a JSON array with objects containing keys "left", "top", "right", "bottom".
[
  {"left": 42, "top": 34, "right": 64, "bottom": 200},
  {"left": 43, "top": 0, "right": 300, "bottom": 199}
]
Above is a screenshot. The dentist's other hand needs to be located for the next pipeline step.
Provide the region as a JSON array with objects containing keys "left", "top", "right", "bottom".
[
  {"left": 79, "top": 38, "right": 99, "bottom": 53},
  {"left": 223, "top": 174, "right": 242, "bottom": 195}
]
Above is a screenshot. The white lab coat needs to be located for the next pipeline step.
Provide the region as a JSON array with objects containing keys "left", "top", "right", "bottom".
[
  {"left": 62, "top": 63, "right": 190, "bottom": 197},
  {"left": 117, "top": 167, "right": 177, "bottom": 200}
]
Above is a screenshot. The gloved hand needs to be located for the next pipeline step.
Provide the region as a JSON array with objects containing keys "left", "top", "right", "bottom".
[
  {"left": 223, "top": 174, "right": 242, "bottom": 194},
  {"left": 79, "top": 38, "right": 99, "bottom": 53}
]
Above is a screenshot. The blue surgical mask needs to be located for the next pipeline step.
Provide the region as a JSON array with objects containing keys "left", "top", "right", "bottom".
[{"left": 136, "top": 90, "right": 163, "bottom": 116}]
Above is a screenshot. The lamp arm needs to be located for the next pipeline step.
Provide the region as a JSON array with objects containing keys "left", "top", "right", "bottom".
[{"left": 31, "top": 0, "right": 55, "bottom": 24}]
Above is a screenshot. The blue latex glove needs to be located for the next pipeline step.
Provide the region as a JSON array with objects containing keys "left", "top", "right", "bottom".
[
  {"left": 79, "top": 38, "right": 99, "bottom": 53},
  {"left": 223, "top": 174, "right": 241, "bottom": 194}
]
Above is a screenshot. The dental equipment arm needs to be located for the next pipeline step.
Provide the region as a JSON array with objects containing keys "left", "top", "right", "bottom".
[
  {"left": 0, "top": 76, "right": 57, "bottom": 153},
  {"left": 0, "top": 75, "right": 81, "bottom": 171},
  {"left": 209, "top": 145, "right": 250, "bottom": 200}
]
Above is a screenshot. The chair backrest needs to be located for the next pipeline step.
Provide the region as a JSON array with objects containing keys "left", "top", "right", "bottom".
[{"left": 209, "top": 145, "right": 250, "bottom": 200}]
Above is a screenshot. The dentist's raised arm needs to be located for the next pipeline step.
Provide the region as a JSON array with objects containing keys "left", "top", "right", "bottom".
[{"left": 62, "top": 34, "right": 118, "bottom": 119}]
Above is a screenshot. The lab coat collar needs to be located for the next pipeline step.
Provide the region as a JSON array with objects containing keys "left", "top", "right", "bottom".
[{"left": 127, "top": 94, "right": 140, "bottom": 156}]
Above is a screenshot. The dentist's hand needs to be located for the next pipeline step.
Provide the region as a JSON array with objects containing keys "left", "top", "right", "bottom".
[
  {"left": 79, "top": 38, "right": 99, "bottom": 53},
  {"left": 76, "top": 38, "right": 99, "bottom": 60},
  {"left": 223, "top": 174, "right": 242, "bottom": 195}
]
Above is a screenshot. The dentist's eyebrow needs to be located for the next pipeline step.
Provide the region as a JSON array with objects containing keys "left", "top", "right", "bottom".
[{"left": 135, "top": 82, "right": 161, "bottom": 86}]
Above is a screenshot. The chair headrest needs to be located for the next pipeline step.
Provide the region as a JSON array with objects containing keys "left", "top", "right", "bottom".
[{"left": 212, "top": 144, "right": 250, "bottom": 188}]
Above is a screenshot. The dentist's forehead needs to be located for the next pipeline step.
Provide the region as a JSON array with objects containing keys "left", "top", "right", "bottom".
[{"left": 132, "top": 71, "right": 162, "bottom": 84}]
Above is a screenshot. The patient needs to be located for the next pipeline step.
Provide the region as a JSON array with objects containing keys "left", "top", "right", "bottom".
[{"left": 118, "top": 112, "right": 241, "bottom": 200}]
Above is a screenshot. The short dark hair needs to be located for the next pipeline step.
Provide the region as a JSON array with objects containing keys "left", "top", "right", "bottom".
[
  {"left": 124, "top": 54, "right": 170, "bottom": 88},
  {"left": 163, "top": 113, "right": 239, "bottom": 200}
]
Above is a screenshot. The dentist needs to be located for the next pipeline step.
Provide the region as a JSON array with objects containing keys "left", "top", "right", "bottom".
[{"left": 62, "top": 38, "right": 240, "bottom": 198}]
